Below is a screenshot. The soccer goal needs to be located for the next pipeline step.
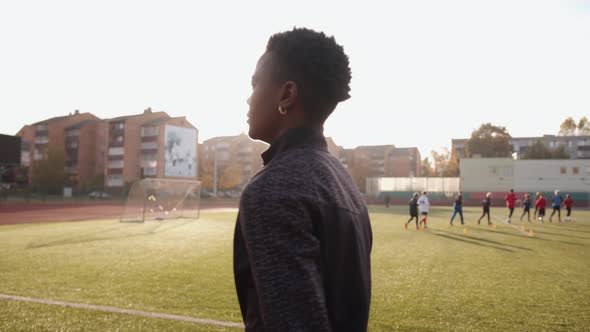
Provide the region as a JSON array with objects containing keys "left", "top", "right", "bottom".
[{"left": 120, "top": 178, "right": 201, "bottom": 223}]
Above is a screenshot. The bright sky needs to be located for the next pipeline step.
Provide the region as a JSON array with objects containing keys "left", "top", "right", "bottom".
[{"left": 1, "top": 0, "right": 589, "bottom": 158}]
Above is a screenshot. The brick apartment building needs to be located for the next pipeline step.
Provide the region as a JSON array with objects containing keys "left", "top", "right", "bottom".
[
  {"left": 16, "top": 108, "right": 199, "bottom": 193},
  {"left": 386, "top": 147, "right": 422, "bottom": 177},
  {"left": 105, "top": 108, "right": 199, "bottom": 190},
  {"left": 336, "top": 145, "right": 422, "bottom": 191},
  {"left": 16, "top": 110, "right": 102, "bottom": 189},
  {"left": 200, "top": 134, "right": 268, "bottom": 192}
]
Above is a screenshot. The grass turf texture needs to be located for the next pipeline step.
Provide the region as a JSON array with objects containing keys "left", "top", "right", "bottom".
[{"left": 1, "top": 207, "right": 589, "bottom": 331}]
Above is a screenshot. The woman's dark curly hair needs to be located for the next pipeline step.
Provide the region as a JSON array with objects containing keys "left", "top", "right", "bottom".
[{"left": 266, "top": 27, "right": 352, "bottom": 123}]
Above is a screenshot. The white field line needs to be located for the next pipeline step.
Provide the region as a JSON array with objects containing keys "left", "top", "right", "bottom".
[{"left": 0, "top": 294, "right": 244, "bottom": 329}]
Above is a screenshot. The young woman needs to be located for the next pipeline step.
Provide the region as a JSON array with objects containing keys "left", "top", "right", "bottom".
[
  {"left": 478, "top": 192, "right": 493, "bottom": 225},
  {"left": 450, "top": 191, "right": 464, "bottom": 225},
  {"left": 520, "top": 193, "right": 532, "bottom": 222},
  {"left": 536, "top": 193, "right": 547, "bottom": 223},
  {"left": 564, "top": 194, "right": 574, "bottom": 222},
  {"left": 406, "top": 192, "right": 419, "bottom": 230},
  {"left": 549, "top": 189, "right": 563, "bottom": 223},
  {"left": 233, "top": 28, "right": 372, "bottom": 331},
  {"left": 505, "top": 189, "right": 516, "bottom": 223},
  {"left": 418, "top": 191, "right": 430, "bottom": 229}
]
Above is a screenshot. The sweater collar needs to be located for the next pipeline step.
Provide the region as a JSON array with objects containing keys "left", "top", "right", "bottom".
[{"left": 261, "top": 126, "right": 328, "bottom": 166}]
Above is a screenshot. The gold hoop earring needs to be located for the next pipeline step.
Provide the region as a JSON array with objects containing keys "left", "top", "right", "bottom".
[{"left": 278, "top": 105, "right": 288, "bottom": 115}]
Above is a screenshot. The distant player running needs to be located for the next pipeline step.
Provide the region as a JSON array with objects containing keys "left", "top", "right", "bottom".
[
  {"left": 564, "top": 194, "right": 574, "bottom": 222},
  {"left": 533, "top": 192, "right": 541, "bottom": 219},
  {"left": 536, "top": 193, "right": 547, "bottom": 223},
  {"left": 505, "top": 189, "right": 516, "bottom": 223},
  {"left": 520, "top": 193, "right": 532, "bottom": 222},
  {"left": 549, "top": 189, "right": 563, "bottom": 223},
  {"left": 478, "top": 192, "right": 493, "bottom": 225},
  {"left": 418, "top": 191, "right": 430, "bottom": 229},
  {"left": 450, "top": 191, "right": 464, "bottom": 226},
  {"left": 405, "top": 193, "right": 419, "bottom": 230}
]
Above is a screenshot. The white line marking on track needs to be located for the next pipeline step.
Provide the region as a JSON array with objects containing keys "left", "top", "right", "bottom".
[{"left": 0, "top": 294, "right": 244, "bottom": 329}]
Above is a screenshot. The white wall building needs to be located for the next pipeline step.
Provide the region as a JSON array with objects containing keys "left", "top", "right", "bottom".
[{"left": 460, "top": 158, "right": 590, "bottom": 193}]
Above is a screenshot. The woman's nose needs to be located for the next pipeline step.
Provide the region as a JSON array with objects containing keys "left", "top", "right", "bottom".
[{"left": 246, "top": 97, "right": 251, "bottom": 105}]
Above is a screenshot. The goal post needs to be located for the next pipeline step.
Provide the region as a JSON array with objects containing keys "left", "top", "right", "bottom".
[{"left": 120, "top": 178, "right": 201, "bottom": 223}]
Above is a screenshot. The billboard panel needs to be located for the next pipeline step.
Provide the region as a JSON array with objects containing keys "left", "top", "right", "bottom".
[{"left": 164, "top": 126, "right": 197, "bottom": 178}]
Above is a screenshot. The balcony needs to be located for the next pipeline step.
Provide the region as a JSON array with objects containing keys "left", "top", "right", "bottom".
[
  {"left": 111, "top": 122, "right": 125, "bottom": 131},
  {"left": 35, "top": 130, "right": 49, "bottom": 137},
  {"left": 141, "top": 127, "right": 159, "bottom": 137},
  {"left": 141, "top": 142, "right": 158, "bottom": 150},
  {"left": 35, "top": 137, "right": 49, "bottom": 144},
  {"left": 142, "top": 167, "right": 157, "bottom": 177},
  {"left": 108, "top": 147, "right": 124, "bottom": 156},
  {"left": 108, "top": 160, "right": 124, "bottom": 169},
  {"left": 65, "top": 166, "right": 79, "bottom": 174},
  {"left": 66, "top": 129, "right": 80, "bottom": 137},
  {"left": 140, "top": 159, "right": 157, "bottom": 168}
]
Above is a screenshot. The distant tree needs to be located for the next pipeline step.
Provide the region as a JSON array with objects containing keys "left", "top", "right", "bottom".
[
  {"left": 86, "top": 174, "right": 105, "bottom": 192},
  {"left": 446, "top": 149, "right": 461, "bottom": 176},
  {"left": 522, "top": 140, "right": 570, "bottom": 159},
  {"left": 219, "top": 164, "right": 242, "bottom": 190},
  {"left": 349, "top": 158, "right": 370, "bottom": 193},
  {"left": 551, "top": 144, "right": 570, "bottom": 159},
  {"left": 578, "top": 116, "right": 590, "bottom": 135},
  {"left": 522, "top": 140, "right": 552, "bottom": 159},
  {"left": 430, "top": 149, "right": 460, "bottom": 177},
  {"left": 421, "top": 157, "right": 434, "bottom": 177},
  {"left": 31, "top": 147, "right": 66, "bottom": 194},
  {"left": 559, "top": 117, "right": 577, "bottom": 136},
  {"left": 466, "top": 123, "right": 512, "bottom": 157}
]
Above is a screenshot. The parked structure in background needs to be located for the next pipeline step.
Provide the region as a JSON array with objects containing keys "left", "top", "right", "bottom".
[{"left": 453, "top": 134, "right": 590, "bottom": 159}]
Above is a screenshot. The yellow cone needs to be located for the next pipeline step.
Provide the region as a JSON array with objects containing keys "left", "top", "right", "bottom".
[
  {"left": 492, "top": 224, "right": 497, "bottom": 230},
  {"left": 463, "top": 228, "right": 468, "bottom": 235},
  {"left": 529, "top": 229, "right": 534, "bottom": 237},
  {"left": 520, "top": 225, "right": 526, "bottom": 232}
]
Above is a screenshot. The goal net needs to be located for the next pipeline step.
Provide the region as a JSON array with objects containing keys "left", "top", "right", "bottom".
[{"left": 120, "top": 178, "right": 201, "bottom": 223}]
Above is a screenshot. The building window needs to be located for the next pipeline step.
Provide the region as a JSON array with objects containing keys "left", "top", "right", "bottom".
[
  {"left": 572, "top": 167, "right": 579, "bottom": 175},
  {"left": 560, "top": 166, "right": 566, "bottom": 175}
]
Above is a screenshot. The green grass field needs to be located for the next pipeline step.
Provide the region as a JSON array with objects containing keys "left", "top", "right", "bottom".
[{"left": 1, "top": 206, "right": 589, "bottom": 331}]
